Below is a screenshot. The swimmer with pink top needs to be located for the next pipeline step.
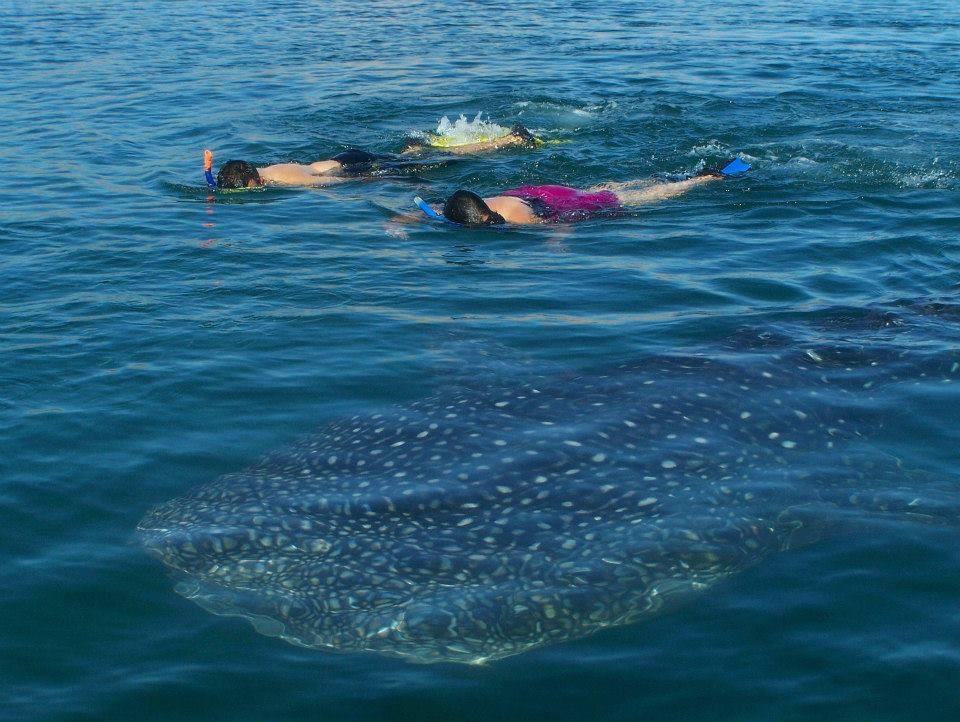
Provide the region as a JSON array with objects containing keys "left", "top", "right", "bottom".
[{"left": 428, "top": 159, "right": 750, "bottom": 225}]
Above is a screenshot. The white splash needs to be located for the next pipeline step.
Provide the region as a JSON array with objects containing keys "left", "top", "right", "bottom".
[
  {"left": 430, "top": 112, "right": 510, "bottom": 147},
  {"left": 687, "top": 141, "right": 729, "bottom": 157}
]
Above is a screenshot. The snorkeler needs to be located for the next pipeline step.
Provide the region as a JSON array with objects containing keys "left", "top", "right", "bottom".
[
  {"left": 204, "top": 148, "right": 427, "bottom": 189},
  {"left": 401, "top": 123, "right": 540, "bottom": 155},
  {"left": 205, "top": 123, "right": 540, "bottom": 190},
  {"left": 413, "top": 159, "right": 751, "bottom": 225}
]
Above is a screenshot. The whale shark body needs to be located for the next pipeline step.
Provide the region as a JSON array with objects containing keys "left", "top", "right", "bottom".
[{"left": 139, "top": 332, "right": 958, "bottom": 664}]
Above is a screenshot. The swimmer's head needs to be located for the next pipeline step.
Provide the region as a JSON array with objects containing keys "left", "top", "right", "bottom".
[
  {"left": 216, "top": 160, "right": 262, "bottom": 189},
  {"left": 443, "top": 190, "right": 506, "bottom": 226},
  {"left": 510, "top": 123, "right": 540, "bottom": 148}
]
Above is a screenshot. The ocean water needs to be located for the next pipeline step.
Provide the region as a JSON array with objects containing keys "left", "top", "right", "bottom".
[{"left": 2, "top": 1, "right": 960, "bottom": 720}]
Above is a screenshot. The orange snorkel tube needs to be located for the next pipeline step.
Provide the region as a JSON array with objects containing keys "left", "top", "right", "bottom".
[{"left": 203, "top": 149, "right": 217, "bottom": 189}]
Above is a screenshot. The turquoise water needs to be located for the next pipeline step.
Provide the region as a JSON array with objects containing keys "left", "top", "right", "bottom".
[{"left": 3, "top": 1, "right": 960, "bottom": 720}]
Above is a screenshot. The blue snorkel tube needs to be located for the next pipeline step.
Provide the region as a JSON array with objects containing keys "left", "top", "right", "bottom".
[
  {"left": 203, "top": 149, "right": 218, "bottom": 189},
  {"left": 414, "top": 196, "right": 459, "bottom": 225}
]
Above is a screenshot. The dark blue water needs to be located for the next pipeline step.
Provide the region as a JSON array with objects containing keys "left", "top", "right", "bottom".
[{"left": 3, "top": 1, "right": 960, "bottom": 720}]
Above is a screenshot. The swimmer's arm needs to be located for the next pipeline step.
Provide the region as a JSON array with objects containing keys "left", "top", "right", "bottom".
[
  {"left": 388, "top": 212, "right": 423, "bottom": 224},
  {"left": 546, "top": 225, "right": 573, "bottom": 252},
  {"left": 384, "top": 211, "right": 424, "bottom": 239}
]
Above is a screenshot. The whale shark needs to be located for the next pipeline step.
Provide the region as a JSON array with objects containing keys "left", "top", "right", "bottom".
[{"left": 139, "top": 327, "right": 958, "bottom": 664}]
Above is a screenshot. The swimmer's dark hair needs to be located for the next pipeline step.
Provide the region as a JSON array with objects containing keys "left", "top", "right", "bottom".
[
  {"left": 217, "top": 160, "right": 261, "bottom": 189},
  {"left": 443, "top": 190, "right": 506, "bottom": 226},
  {"left": 511, "top": 123, "right": 539, "bottom": 148}
]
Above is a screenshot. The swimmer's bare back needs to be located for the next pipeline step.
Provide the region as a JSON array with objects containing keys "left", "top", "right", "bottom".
[
  {"left": 401, "top": 124, "right": 539, "bottom": 156},
  {"left": 257, "top": 160, "right": 348, "bottom": 187},
  {"left": 431, "top": 134, "right": 528, "bottom": 156},
  {"left": 483, "top": 196, "right": 540, "bottom": 223}
]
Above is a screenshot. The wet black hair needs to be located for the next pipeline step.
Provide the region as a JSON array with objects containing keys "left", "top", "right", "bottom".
[
  {"left": 511, "top": 123, "right": 539, "bottom": 148},
  {"left": 331, "top": 148, "right": 378, "bottom": 166},
  {"left": 216, "top": 160, "right": 261, "bottom": 189},
  {"left": 330, "top": 148, "right": 380, "bottom": 177},
  {"left": 442, "top": 190, "right": 506, "bottom": 226}
]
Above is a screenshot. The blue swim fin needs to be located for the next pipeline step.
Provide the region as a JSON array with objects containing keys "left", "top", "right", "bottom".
[{"left": 720, "top": 158, "right": 751, "bottom": 176}]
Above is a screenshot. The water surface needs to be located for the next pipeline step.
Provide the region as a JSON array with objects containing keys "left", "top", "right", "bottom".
[{"left": 2, "top": 1, "right": 960, "bottom": 720}]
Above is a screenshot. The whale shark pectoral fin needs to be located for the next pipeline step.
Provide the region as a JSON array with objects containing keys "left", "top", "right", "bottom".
[{"left": 776, "top": 503, "right": 835, "bottom": 550}]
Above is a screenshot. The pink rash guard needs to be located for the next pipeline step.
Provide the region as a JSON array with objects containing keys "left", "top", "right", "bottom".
[{"left": 500, "top": 185, "right": 621, "bottom": 221}]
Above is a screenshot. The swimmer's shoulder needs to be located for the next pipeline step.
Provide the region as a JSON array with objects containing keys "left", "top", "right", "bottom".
[{"left": 486, "top": 195, "right": 540, "bottom": 224}]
